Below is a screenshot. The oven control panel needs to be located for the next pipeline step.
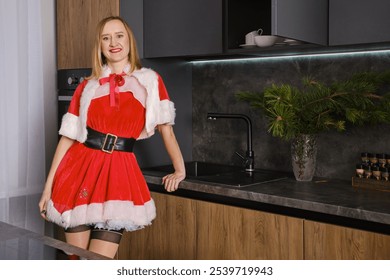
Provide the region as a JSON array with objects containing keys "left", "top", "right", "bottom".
[{"left": 58, "top": 68, "right": 92, "bottom": 92}]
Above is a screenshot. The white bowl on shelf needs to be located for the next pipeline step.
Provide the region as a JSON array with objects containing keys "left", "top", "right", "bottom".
[{"left": 254, "top": 35, "right": 278, "bottom": 47}]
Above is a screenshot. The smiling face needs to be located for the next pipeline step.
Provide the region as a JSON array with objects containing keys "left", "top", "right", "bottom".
[{"left": 100, "top": 19, "right": 130, "bottom": 70}]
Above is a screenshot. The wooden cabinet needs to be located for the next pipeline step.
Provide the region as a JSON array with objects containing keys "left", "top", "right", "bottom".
[
  {"left": 304, "top": 220, "right": 390, "bottom": 259},
  {"left": 117, "top": 192, "right": 197, "bottom": 259},
  {"left": 54, "top": 190, "right": 390, "bottom": 259},
  {"left": 118, "top": 192, "right": 304, "bottom": 259},
  {"left": 196, "top": 199, "right": 303, "bottom": 259},
  {"left": 56, "top": 0, "right": 119, "bottom": 69},
  {"left": 329, "top": 0, "right": 390, "bottom": 46},
  {"left": 57, "top": 0, "right": 390, "bottom": 62},
  {"left": 118, "top": 191, "right": 390, "bottom": 260}
]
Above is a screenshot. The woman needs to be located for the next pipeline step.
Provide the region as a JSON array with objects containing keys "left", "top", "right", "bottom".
[{"left": 38, "top": 16, "right": 186, "bottom": 259}]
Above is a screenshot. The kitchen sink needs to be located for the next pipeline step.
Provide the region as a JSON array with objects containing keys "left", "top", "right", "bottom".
[
  {"left": 143, "top": 161, "right": 240, "bottom": 177},
  {"left": 142, "top": 161, "right": 289, "bottom": 187}
]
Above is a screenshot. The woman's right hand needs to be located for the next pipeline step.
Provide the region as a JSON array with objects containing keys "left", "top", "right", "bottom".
[
  {"left": 162, "top": 170, "right": 186, "bottom": 192},
  {"left": 38, "top": 185, "right": 52, "bottom": 220}
]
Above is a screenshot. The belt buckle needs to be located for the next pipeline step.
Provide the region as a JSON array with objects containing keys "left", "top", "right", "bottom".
[{"left": 102, "top": 133, "right": 118, "bottom": 154}]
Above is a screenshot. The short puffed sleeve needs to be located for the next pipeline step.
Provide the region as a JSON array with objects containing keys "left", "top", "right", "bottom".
[
  {"left": 58, "top": 80, "right": 87, "bottom": 139},
  {"left": 155, "top": 74, "right": 175, "bottom": 127},
  {"left": 133, "top": 68, "right": 176, "bottom": 139},
  {"left": 157, "top": 74, "right": 170, "bottom": 101},
  {"left": 66, "top": 80, "right": 87, "bottom": 116}
]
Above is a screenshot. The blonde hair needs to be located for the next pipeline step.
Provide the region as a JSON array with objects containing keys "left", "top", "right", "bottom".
[{"left": 88, "top": 16, "right": 141, "bottom": 79}]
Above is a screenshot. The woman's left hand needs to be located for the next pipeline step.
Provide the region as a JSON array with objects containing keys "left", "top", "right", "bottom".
[{"left": 162, "top": 171, "right": 185, "bottom": 192}]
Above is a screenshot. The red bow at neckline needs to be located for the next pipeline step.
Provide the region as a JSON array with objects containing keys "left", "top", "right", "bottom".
[{"left": 99, "top": 73, "right": 125, "bottom": 107}]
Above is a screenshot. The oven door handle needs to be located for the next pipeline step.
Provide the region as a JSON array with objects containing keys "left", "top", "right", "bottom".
[{"left": 58, "top": 96, "right": 72, "bottom": 101}]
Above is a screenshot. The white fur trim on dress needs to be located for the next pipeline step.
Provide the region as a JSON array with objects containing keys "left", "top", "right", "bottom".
[
  {"left": 132, "top": 69, "right": 176, "bottom": 139},
  {"left": 58, "top": 113, "right": 79, "bottom": 139},
  {"left": 69, "top": 66, "right": 175, "bottom": 142},
  {"left": 138, "top": 100, "right": 176, "bottom": 139},
  {"left": 46, "top": 199, "right": 156, "bottom": 231},
  {"left": 131, "top": 68, "right": 160, "bottom": 136},
  {"left": 78, "top": 79, "right": 100, "bottom": 142},
  {"left": 159, "top": 99, "right": 176, "bottom": 125}
]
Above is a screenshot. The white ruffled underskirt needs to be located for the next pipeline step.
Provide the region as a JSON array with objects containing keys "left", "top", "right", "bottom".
[{"left": 46, "top": 199, "right": 156, "bottom": 231}]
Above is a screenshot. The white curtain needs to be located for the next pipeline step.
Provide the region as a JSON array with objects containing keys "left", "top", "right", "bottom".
[{"left": 0, "top": 0, "right": 57, "bottom": 238}]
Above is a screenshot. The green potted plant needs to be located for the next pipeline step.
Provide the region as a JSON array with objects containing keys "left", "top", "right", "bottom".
[{"left": 236, "top": 71, "right": 390, "bottom": 181}]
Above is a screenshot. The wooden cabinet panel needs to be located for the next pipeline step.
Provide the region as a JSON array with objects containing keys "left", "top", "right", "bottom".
[
  {"left": 163, "top": 193, "right": 197, "bottom": 259},
  {"left": 117, "top": 192, "right": 197, "bottom": 259},
  {"left": 118, "top": 192, "right": 303, "bottom": 259},
  {"left": 56, "top": 0, "right": 119, "bottom": 69},
  {"left": 56, "top": 192, "right": 390, "bottom": 260},
  {"left": 196, "top": 200, "right": 304, "bottom": 259},
  {"left": 56, "top": 191, "right": 390, "bottom": 260},
  {"left": 304, "top": 220, "right": 390, "bottom": 259},
  {"left": 117, "top": 191, "right": 390, "bottom": 260}
]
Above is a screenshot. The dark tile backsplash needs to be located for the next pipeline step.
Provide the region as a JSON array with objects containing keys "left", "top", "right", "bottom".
[{"left": 192, "top": 51, "right": 390, "bottom": 180}]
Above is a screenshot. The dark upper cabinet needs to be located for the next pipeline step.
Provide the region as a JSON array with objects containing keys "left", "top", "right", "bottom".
[
  {"left": 329, "top": 0, "right": 390, "bottom": 46},
  {"left": 121, "top": 0, "right": 328, "bottom": 58},
  {"left": 120, "top": 0, "right": 222, "bottom": 58},
  {"left": 226, "top": 0, "right": 328, "bottom": 50},
  {"left": 120, "top": 0, "right": 145, "bottom": 58},
  {"left": 144, "top": 0, "right": 223, "bottom": 58},
  {"left": 271, "top": 0, "right": 328, "bottom": 46}
]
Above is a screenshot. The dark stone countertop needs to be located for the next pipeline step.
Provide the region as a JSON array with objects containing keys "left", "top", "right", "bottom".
[{"left": 143, "top": 171, "right": 390, "bottom": 232}]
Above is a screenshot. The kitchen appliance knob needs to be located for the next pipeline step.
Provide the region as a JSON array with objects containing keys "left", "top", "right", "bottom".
[{"left": 67, "top": 76, "right": 78, "bottom": 85}]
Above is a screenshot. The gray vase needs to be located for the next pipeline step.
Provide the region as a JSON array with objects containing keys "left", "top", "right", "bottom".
[{"left": 291, "top": 134, "right": 317, "bottom": 181}]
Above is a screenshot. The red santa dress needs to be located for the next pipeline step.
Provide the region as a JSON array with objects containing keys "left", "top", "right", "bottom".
[{"left": 46, "top": 65, "right": 175, "bottom": 231}]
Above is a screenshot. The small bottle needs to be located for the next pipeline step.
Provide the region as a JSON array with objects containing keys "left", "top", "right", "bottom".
[
  {"left": 361, "top": 152, "right": 370, "bottom": 164},
  {"left": 372, "top": 166, "right": 381, "bottom": 180},
  {"left": 377, "top": 153, "right": 387, "bottom": 168},
  {"left": 355, "top": 164, "right": 365, "bottom": 178},
  {"left": 386, "top": 154, "right": 390, "bottom": 166},
  {"left": 369, "top": 153, "right": 378, "bottom": 166},
  {"left": 380, "top": 166, "right": 389, "bottom": 181},
  {"left": 364, "top": 165, "right": 372, "bottom": 179}
]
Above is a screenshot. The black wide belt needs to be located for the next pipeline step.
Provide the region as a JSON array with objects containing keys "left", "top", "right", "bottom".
[{"left": 84, "top": 127, "right": 135, "bottom": 154}]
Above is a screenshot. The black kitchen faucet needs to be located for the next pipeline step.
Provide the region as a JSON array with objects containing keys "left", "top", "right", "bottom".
[{"left": 207, "top": 113, "right": 255, "bottom": 172}]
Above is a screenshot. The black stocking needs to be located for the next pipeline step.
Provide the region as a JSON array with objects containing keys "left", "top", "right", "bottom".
[
  {"left": 90, "top": 228, "right": 124, "bottom": 244},
  {"left": 64, "top": 224, "right": 92, "bottom": 233}
]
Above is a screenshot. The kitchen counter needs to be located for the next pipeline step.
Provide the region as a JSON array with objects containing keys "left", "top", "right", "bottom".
[
  {"left": 143, "top": 171, "right": 390, "bottom": 234},
  {"left": 0, "top": 221, "right": 110, "bottom": 260}
]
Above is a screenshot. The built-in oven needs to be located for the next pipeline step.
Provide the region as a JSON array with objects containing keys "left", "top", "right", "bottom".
[{"left": 57, "top": 69, "right": 91, "bottom": 128}]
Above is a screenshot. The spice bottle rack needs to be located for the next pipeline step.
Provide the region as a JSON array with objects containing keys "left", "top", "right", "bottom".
[{"left": 352, "top": 152, "right": 390, "bottom": 192}]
